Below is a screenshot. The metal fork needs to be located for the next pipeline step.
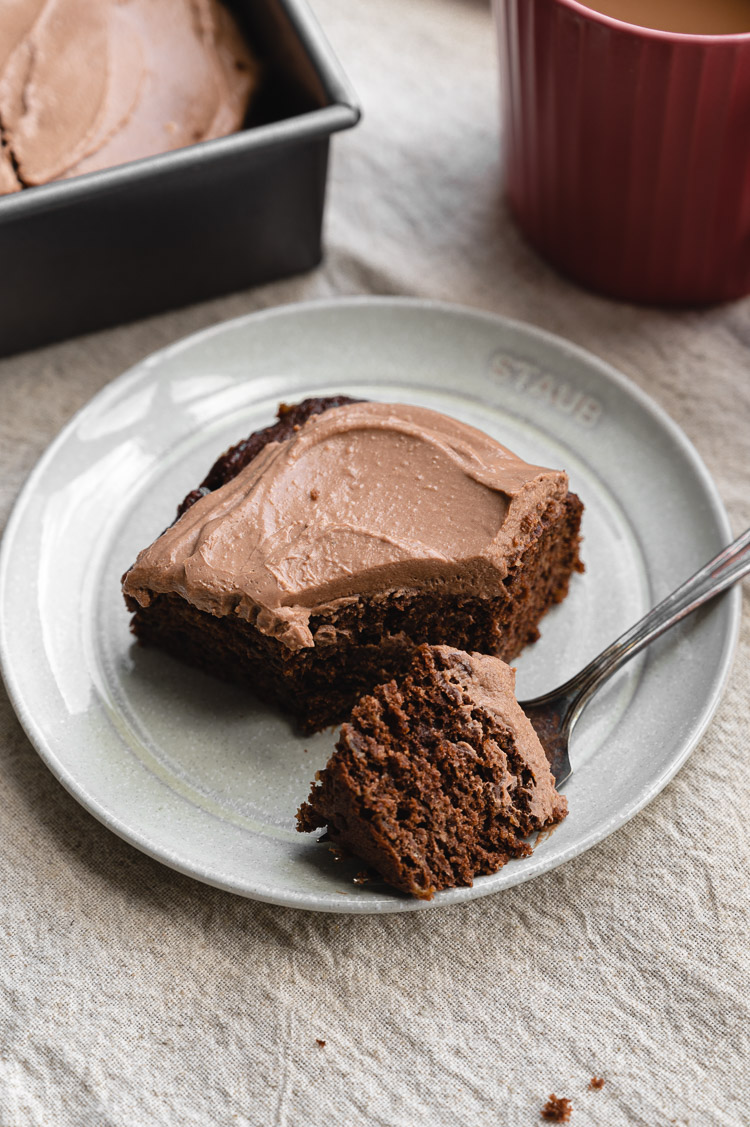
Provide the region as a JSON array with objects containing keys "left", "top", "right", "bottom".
[{"left": 520, "top": 527, "right": 750, "bottom": 785}]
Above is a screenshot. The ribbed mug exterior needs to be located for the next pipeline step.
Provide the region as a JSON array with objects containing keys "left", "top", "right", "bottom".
[{"left": 494, "top": 0, "right": 750, "bottom": 304}]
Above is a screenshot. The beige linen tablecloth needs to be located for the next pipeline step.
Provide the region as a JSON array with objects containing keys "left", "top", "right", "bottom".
[{"left": 1, "top": 1, "right": 748, "bottom": 1124}]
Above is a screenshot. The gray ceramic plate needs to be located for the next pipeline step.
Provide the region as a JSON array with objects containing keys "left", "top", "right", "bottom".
[{"left": 0, "top": 298, "right": 740, "bottom": 913}]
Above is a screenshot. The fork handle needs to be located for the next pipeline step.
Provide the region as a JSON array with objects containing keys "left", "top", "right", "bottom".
[{"left": 541, "top": 526, "right": 750, "bottom": 720}]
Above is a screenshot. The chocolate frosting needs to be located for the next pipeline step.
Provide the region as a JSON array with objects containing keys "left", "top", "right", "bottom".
[
  {"left": 123, "top": 401, "right": 570, "bottom": 652},
  {"left": 0, "top": 0, "right": 257, "bottom": 191},
  {"left": 0, "top": 141, "right": 20, "bottom": 193}
]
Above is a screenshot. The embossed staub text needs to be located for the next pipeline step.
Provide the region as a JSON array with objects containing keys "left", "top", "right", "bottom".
[{"left": 489, "top": 353, "right": 603, "bottom": 429}]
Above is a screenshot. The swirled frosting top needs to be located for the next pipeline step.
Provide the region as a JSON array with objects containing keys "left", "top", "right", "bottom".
[
  {"left": 0, "top": 0, "right": 257, "bottom": 193},
  {"left": 123, "top": 401, "right": 570, "bottom": 651}
]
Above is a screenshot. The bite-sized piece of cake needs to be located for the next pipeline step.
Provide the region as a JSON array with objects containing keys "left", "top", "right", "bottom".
[
  {"left": 297, "top": 645, "right": 568, "bottom": 899},
  {"left": 123, "top": 397, "right": 583, "bottom": 732},
  {"left": 0, "top": 0, "right": 258, "bottom": 193}
]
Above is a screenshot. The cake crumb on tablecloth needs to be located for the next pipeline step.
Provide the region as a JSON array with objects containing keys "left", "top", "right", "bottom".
[{"left": 541, "top": 1094, "right": 572, "bottom": 1122}]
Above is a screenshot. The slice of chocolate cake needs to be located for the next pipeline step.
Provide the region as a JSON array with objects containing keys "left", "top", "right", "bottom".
[
  {"left": 122, "top": 397, "right": 583, "bottom": 731},
  {"left": 297, "top": 645, "right": 568, "bottom": 899}
]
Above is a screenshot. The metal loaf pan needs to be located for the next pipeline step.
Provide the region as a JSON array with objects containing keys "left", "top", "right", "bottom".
[{"left": 0, "top": 0, "right": 360, "bottom": 358}]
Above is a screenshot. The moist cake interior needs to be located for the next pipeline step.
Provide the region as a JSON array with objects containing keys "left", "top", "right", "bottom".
[{"left": 297, "top": 645, "right": 568, "bottom": 899}]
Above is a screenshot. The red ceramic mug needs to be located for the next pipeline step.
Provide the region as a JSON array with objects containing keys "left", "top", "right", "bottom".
[{"left": 494, "top": 0, "right": 750, "bottom": 304}]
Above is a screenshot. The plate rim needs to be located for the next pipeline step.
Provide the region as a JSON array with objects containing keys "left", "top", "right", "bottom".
[{"left": 0, "top": 295, "right": 742, "bottom": 913}]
